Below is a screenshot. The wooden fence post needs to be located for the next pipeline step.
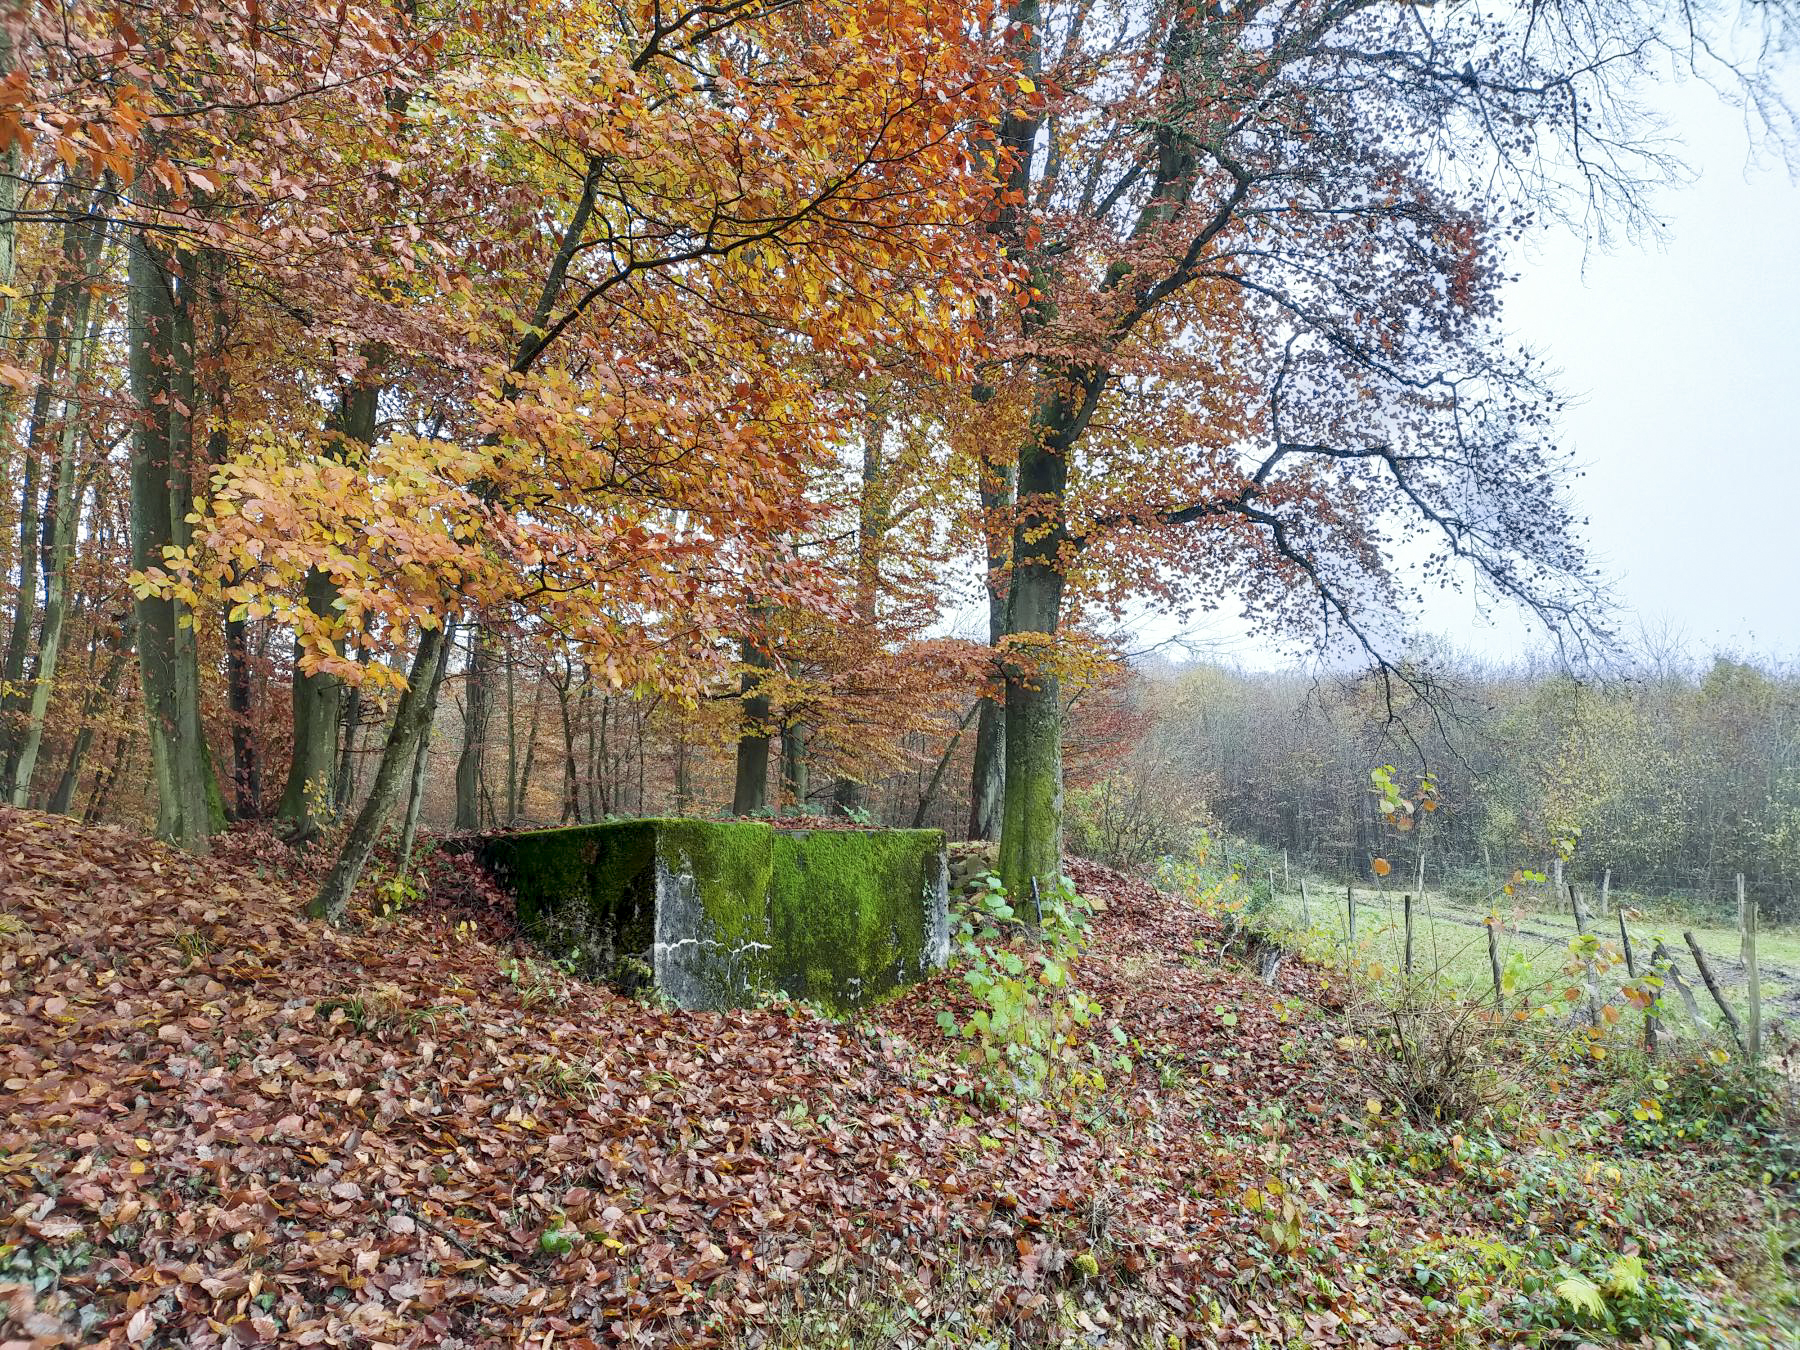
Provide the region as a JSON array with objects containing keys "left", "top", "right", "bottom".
[
  {"left": 1599, "top": 868, "right": 1611, "bottom": 919},
  {"left": 1487, "top": 917, "right": 1503, "bottom": 1012},
  {"left": 1654, "top": 940, "right": 1710, "bottom": 1032},
  {"left": 1299, "top": 876, "right": 1310, "bottom": 929},
  {"left": 1645, "top": 938, "right": 1666, "bottom": 1055},
  {"left": 1282, "top": 848, "right": 1289, "bottom": 888},
  {"left": 1737, "top": 873, "right": 1748, "bottom": 965},
  {"left": 1744, "top": 884, "right": 1761, "bottom": 1065},
  {"left": 1571, "top": 883, "right": 1598, "bottom": 1027},
  {"left": 1617, "top": 909, "right": 1636, "bottom": 979},
  {"left": 1346, "top": 881, "right": 1356, "bottom": 949},
  {"left": 1683, "top": 930, "right": 1744, "bottom": 1052},
  {"left": 1403, "top": 893, "right": 1414, "bottom": 976}
]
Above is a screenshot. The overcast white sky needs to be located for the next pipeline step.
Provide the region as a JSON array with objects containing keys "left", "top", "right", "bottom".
[
  {"left": 1440, "top": 78, "right": 1800, "bottom": 666},
  {"left": 1120, "top": 76, "right": 1800, "bottom": 672}
]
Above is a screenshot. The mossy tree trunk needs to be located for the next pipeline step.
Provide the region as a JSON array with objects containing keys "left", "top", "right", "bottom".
[
  {"left": 312, "top": 624, "right": 448, "bottom": 920},
  {"left": 9, "top": 220, "right": 106, "bottom": 806},
  {"left": 455, "top": 619, "right": 495, "bottom": 830},
  {"left": 997, "top": 369, "right": 1085, "bottom": 897},
  {"left": 781, "top": 719, "right": 808, "bottom": 814},
  {"left": 732, "top": 623, "right": 773, "bottom": 816},
  {"left": 1, "top": 197, "right": 91, "bottom": 790},
  {"left": 126, "top": 226, "right": 223, "bottom": 848},
  {"left": 277, "top": 378, "right": 378, "bottom": 839}
]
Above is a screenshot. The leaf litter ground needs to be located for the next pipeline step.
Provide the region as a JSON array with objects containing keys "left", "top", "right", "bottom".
[{"left": 1, "top": 809, "right": 1786, "bottom": 1347}]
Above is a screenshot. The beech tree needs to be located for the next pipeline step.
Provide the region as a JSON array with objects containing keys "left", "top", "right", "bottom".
[
  {"left": 970, "top": 0, "right": 1796, "bottom": 894},
  {"left": 144, "top": 0, "right": 1005, "bottom": 914}
]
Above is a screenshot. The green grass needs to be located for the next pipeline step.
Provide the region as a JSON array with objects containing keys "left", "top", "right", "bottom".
[{"left": 1254, "top": 878, "right": 1799, "bottom": 1023}]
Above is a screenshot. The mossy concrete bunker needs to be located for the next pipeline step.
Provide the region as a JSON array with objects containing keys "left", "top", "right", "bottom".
[{"left": 475, "top": 819, "right": 950, "bottom": 1012}]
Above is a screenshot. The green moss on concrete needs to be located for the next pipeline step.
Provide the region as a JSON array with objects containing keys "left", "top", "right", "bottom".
[
  {"left": 767, "top": 828, "right": 945, "bottom": 1012},
  {"left": 652, "top": 820, "right": 778, "bottom": 1008},
  {"left": 478, "top": 819, "right": 946, "bottom": 1012},
  {"left": 476, "top": 822, "right": 657, "bottom": 982}
]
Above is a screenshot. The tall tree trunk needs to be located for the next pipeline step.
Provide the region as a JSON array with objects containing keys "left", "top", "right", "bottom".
[
  {"left": 732, "top": 627, "right": 773, "bottom": 816},
  {"left": 454, "top": 620, "right": 493, "bottom": 829},
  {"left": 503, "top": 635, "right": 519, "bottom": 820},
  {"left": 514, "top": 672, "right": 543, "bottom": 822},
  {"left": 201, "top": 255, "right": 261, "bottom": 820},
  {"left": 276, "top": 379, "right": 378, "bottom": 839},
  {"left": 997, "top": 375, "right": 1080, "bottom": 896},
  {"left": 127, "top": 227, "right": 221, "bottom": 848},
  {"left": 312, "top": 624, "right": 448, "bottom": 920},
  {"left": 673, "top": 722, "right": 692, "bottom": 815},
  {"left": 398, "top": 626, "right": 452, "bottom": 873},
  {"left": 832, "top": 412, "right": 895, "bottom": 818},
  {"left": 47, "top": 620, "right": 134, "bottom": 816},
  {"left": 333, "top": 650, "right": 365, "bottom": 817},
  {"left": 967, "top": 449, "right": 1014, "bottom": 840},
  {"left": 85, "top": 731, "right": 132, "bottom": 824},
  {"left": 10, "top": 221, "right": 106, "bottom": 805},
  {"left": 582, "top": 675, "right": 600, "bottom": 819},
  {"left": 915, "top": 700, "right": 982, "bottom": 829},
  {"left": 224, "top": 608, "right": 261, "bottom": 817},
  {"left": 554, "top": 657, "right": 581, "bottom": 822},
  {"left": 781, "top": 719, "right": 808, "bottom": 814},
  {"left": 1, "top": 210, "right": 88, "bottom": 784}
]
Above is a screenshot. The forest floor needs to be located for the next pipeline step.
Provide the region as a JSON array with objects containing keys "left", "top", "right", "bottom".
[{"left": 2, "top": 807, "right": 1797, "bottom": 1349}]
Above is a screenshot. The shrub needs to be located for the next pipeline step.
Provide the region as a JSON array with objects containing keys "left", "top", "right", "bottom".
[
  {"left": 936, "top": 874, "right": 1119, "bottom": 1104},
  {"left": 1343, "top": 987, "right": 1522, "bottom": 1125}
]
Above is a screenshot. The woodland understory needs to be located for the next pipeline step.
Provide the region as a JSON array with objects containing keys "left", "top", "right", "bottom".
[
  {"left": 3, "top": 0, "right": 1800, "bottom": 1345},
  {"left": 2, "top": 808, "right": 1796, "bottom": 1348}
]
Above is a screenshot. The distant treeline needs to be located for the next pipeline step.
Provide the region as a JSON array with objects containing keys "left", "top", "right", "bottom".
[{"left": 1066, "top": 654, "right": 1800, "bottom": 922}]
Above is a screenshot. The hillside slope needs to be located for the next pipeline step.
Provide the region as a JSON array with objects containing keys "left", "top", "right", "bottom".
[{"left": 1, "top": 808, "right": 1792, "bottom": 1348}]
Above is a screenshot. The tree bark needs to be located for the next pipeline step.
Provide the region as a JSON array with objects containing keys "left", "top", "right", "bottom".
[
  {"left": 10, "top": 223, "right": 106, "bottom": 805},
  {"left": 553, "top": 655, "right": 581, "bottom": 822},
  {"left": 966, "top": 420, "right": 1014, "bottom": 840},
  {"left": 399, "top": 626, "right": 452, "bottom": 873},
  {"left": 276, "top": 379, "right": 378, "bottom": 839},
  {"left": 996, "top": 371, "right": 1080, "bottom": 895},
  {"left": 333, "top": 652, "right": 364, "bottom": 817},
  {"left": 1, "top": 208, "right": 89, "bottom": 784},
  {"left": 454, "top": 620, "right": 494, "bottom": 829},
  {"left": 311, "top": 624, "right": 447, "bottom": 920},
  {"left": 47, "top": 617, "right": 133, "bottom": 816},
  {"left": 732, "top": 627, "right": 773, "bottom": 815},
  {"left": 781, "top": 719, "right": 808, "bottom": 814},
  {"left": 126, "top": 227, "right": 222, "bottom": 848},
  {"left": 85, "top": 731, "right": 132, "bottom": 824},
  {"left": 203, "top": 258, "right": 261, "bottom": 821}
]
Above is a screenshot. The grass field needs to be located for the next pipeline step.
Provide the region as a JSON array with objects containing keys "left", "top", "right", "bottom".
[{"left": 1250, "top": 876, "right": 1800, "bottom": 1027}]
